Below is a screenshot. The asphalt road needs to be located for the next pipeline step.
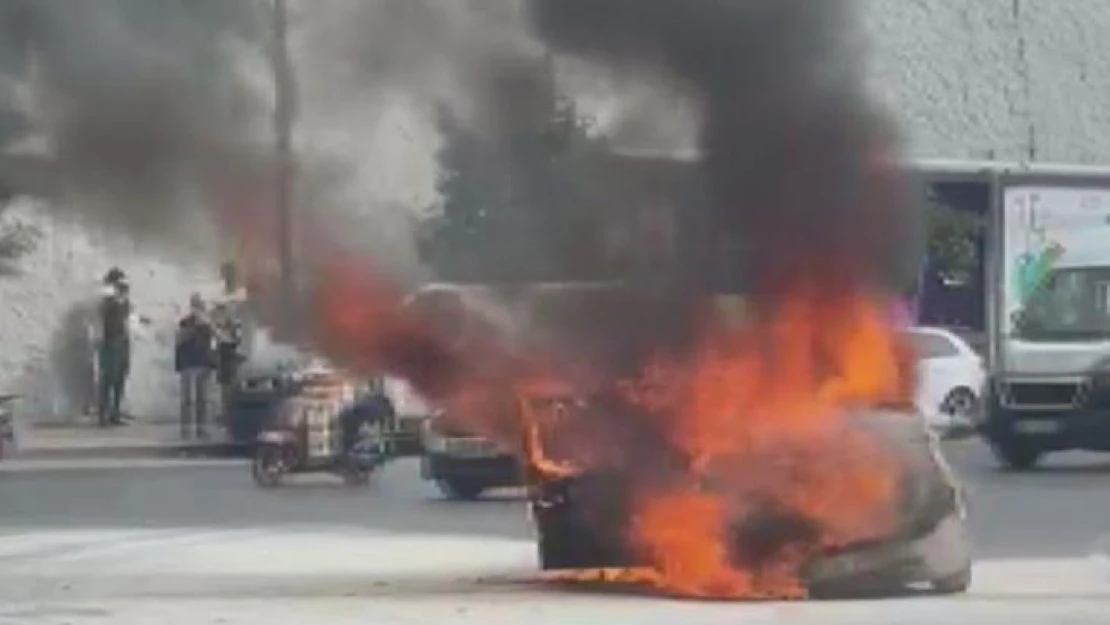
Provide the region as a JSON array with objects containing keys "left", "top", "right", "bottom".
[
  {"left": 3, "top": 441, "right": 1110, "bottom": 559},
  {"left": 2, "top": 441, "right": 1110, "bottom": 624}
]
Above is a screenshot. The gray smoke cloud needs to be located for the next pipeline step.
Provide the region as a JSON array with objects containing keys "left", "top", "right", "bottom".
[
  {"left": 0, "top": 1, "right": 924, "bottom": 367},
  {"left": 289, "top": 0, "right": 924, "bottom": 411},
  {"left": 0, "top": 0, "right": 273, "bottom": 266},
  {"left": 295, "top": 0, "right": 547, "bottom": 136},
  {"left": 528, "top": 0, "right": 923, "bottom": 299}
]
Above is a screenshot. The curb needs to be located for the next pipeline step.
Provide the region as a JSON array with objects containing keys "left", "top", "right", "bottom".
[{"left": 15, "top": 441, "right": 248, "bottom": 461}]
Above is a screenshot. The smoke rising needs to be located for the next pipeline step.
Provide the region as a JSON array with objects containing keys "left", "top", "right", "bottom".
[
  {"left": 0, "top": 0, "right": 269, "bottom": 258},
  {"left": 297, "top": 0, "right": 550, "bottom": 139},
  {"left": 529, "top": 0, "right": 922, "bottom": 299}
]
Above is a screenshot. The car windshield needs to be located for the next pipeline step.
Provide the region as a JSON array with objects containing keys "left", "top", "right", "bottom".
[{"left": 1015, "top": 266, "right": 1110, "bottom": 341}]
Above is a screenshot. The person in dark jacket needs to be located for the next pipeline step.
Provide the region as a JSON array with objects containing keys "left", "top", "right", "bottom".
[
  {"left": 211, "top": 263, "right": 250, "bottom": 423},
  {"left": 96, "top": 270, "right": 135, "bottom": 427},
  {"left": 175, "top": 294, "right": 216, "bottom": 440},
  {"left": 340, "top": 378, "right": 396, "bottom": 458}
]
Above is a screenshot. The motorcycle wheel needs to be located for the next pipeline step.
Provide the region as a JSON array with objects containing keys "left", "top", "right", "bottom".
[
  {"left": 252, "top": 444, "right": 287, "bottom": 487},
  {"left": 342, "top": 465, "right": 373, "bottom": 486}
]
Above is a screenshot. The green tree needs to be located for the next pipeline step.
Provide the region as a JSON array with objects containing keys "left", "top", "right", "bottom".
[
  {"left": 422, "top": 91, "right": 610, "bottom": 283},
  {"left": 925, "top": 200, "right": 983, "bottom": 287}
]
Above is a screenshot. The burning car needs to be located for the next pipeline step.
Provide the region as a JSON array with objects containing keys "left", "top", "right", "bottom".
[
  {"left": 483, "top": 284, "right": 971, "bottom": 599},
  {"left": 394, "top": 278, "right": 973, "bottom": 596},
  {"left": 518, "top": 384, "right": 971, "bottom": 598}
]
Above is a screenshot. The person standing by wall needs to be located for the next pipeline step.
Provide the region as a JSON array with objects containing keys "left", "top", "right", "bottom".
[
  {"left": 96, "top": 268, "right": 137, "bottom": 427},
  {"left": 212, "top": 261, "right": 250, "bottom": 424},
  {"left": 175, "top": 294, "right": 216, "bottom": 440}
]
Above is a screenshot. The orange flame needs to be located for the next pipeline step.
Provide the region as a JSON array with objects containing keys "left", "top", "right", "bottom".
[
  {"left": 537, "top": 285, "right": 908, "bottom": 599},
  {"left": 299, "top": 253, "right": 909, "bottom": 600}
]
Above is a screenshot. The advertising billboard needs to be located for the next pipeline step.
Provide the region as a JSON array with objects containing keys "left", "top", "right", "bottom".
[{"left": 1002, "top": 185, "right": 1110, "bottom": 347}]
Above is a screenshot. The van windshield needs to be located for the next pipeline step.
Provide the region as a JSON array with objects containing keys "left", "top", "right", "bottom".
[{"left": 1015, "top": 266, "right": 1110, "bottom": 341}]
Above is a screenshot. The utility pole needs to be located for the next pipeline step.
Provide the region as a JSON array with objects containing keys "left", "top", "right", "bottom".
[{"left": 271, "top": 0, "right": 297, "bottom": 310}]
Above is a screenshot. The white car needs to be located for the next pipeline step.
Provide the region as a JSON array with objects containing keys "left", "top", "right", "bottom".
[{"left": 906, "top": 327, "right": 987, "bottom": 436}]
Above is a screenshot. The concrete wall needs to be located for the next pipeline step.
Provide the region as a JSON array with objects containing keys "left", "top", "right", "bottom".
[
  {"left": 4, "top": 0, "right": 1110, "bottom": 421},
  {"left": 863, "top": 0, "right": 1110, "bottom": 163},
  {"left": 0, "top": 200, "right": 220, "bottom": 421}
]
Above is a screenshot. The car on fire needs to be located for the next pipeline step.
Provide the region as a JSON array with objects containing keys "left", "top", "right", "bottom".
[
  {"left": 404, "top": 280, "right": 972, "bottom": 594},
  {"left": 519, "top": 387, "right": 973, "bottom": 597}
]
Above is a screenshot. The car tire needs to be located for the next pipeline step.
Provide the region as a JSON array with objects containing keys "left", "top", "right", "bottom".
[
  {"left": 931, "top": 564, "right": 972, "bottom": 594},
  {"left": 941, "top": 387, "right": 979, "bottom": 422},
  {"left": 990, "top": 440, "right": 1042, "bottom": 471},
  {"left": 342, "top": 466, "right": 373, "bottom": 487},
  {"left": 252, "top": 444, "right": 287, "bottom": 487},
  {"left": 436, "top": 478, "right": 487, "bottom": 500}
]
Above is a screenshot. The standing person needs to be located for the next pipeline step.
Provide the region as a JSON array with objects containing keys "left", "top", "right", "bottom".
[
  {"left": 175, "top": 294, "right": 216, "bottom": 440},
  {"left": 96, "top": 269, "right": 135, "bottom": 427},
  {"left": 212, "top": 261, "right": 250, "bottom": 424}
]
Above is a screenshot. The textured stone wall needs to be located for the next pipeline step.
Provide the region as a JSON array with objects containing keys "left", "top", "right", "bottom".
[
  {"left": 0, "top": 200, "right": 221, "bottom": 421},
  {"left": 4, "top": 0, "right": 1110, "bottom": 421},
  {"left": 863, "top": 0, "right": 1110, "bottom": 163}
]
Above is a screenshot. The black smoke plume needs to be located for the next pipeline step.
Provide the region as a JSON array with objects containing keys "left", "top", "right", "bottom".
[{"left": 528, "top": 0, "right": 923, "bottom": 302}]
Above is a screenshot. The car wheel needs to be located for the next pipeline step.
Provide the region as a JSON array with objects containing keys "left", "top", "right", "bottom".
[
  {"left": 990, "top": 440, "right": 1042, "bottom": 471},
  {"left": 931, "top": 565, "right": 972, "bottom": 594},
  {"left": 941, "top": 387, "right": 979, "bottom": 423},
  {"left": 252, "top": 444, "right": 287, "bottom": 487},
  {"left": 342, "top": 466, "right": 373, "bottom": 486},
  {"left": 436, "top": 478, "right": 487, "bottom": 500}
]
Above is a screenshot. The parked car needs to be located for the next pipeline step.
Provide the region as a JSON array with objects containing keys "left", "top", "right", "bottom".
[
  {"left": 420, "top": 416, "right": 521, "bottom": 500},
  {"left": 906, "top": 326, "right": 987, "bottom": 437}
]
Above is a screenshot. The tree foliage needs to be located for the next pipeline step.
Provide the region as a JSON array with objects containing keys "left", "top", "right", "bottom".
[
  {"left": 421, "top": 93, "right": 611, "bottom": 283},
  {"left": 925, "top": 199, "right": 983, "bottom": 287}
]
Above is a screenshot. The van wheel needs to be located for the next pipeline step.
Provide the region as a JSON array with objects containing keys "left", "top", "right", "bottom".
[
  {"left": 436, "top": 478, "right": 486, "bottom": 500},
  {"left": 990, "top": 440, "right": 1042, "bottom": 471}
]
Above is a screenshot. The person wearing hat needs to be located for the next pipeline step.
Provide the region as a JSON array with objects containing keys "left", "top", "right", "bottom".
[
  {"left": 93, "top": 268, "right": 150, "bottom": 426},
  {"left": 175, "top": 293, "right": 217, "bottom": 440},
  {"left": 96, "top": 270, "right": 134, "bottom": 426}
]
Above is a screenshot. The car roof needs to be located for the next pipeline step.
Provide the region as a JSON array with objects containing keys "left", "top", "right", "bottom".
[{"left": 905, "top": 326, "right": 981, "bottom": 354}]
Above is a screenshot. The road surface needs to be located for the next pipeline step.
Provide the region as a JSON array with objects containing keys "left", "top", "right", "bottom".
[{"left": 1, "top": 442, "right": 1109, "bottom": 623}]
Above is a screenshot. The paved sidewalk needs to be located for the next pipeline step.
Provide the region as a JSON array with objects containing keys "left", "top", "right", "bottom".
[{"left": 14, "top": 419, "right": 243, "bottom": 460}]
